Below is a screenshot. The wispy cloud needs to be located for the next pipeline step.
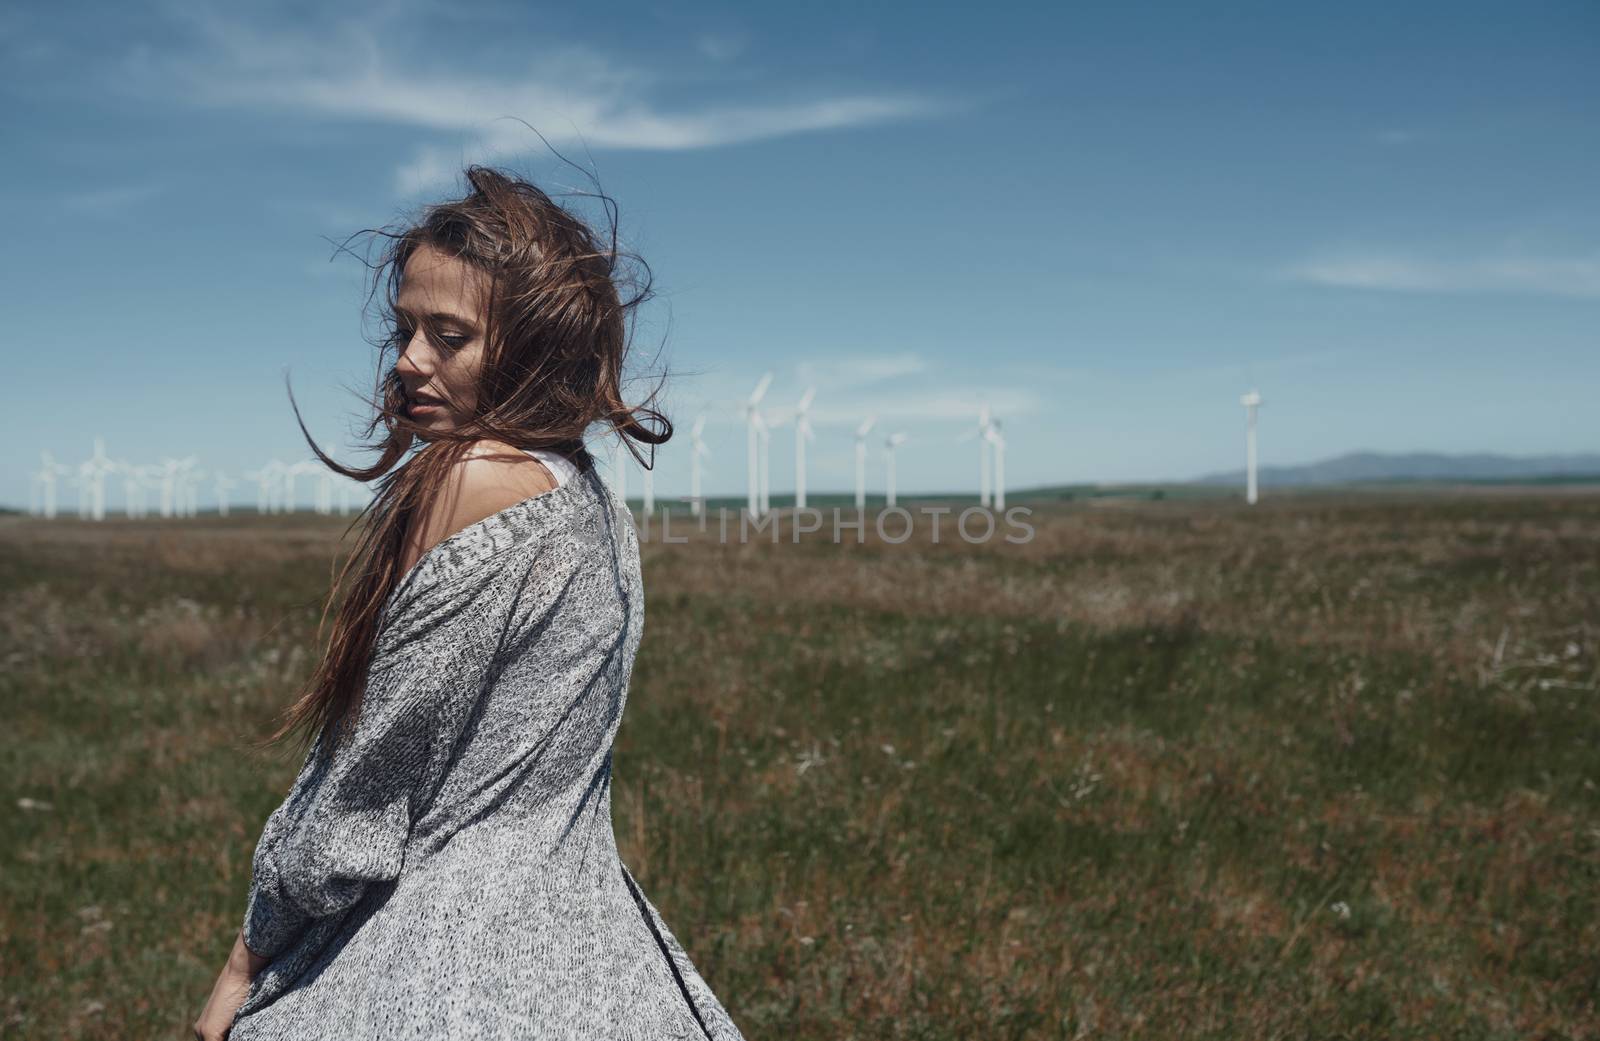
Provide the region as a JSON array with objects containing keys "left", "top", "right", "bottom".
[
  {"left": 682, "top": 352, "right": 1040, "bottom": 432},
  {"left": 393, "top": 90, "right": 944, "bottom": 195},
  {"left": 1284, "top": 251, "right": 1600, "bottom": 299},
  {"left": 806, "top": 387, "right": 1039, "bottom": 426},
  {"left": 794, "top": 352, "right": 927, "bottom": 387},
  {"left": 117, "top": 6, "right": 955, "bottom": 196}
]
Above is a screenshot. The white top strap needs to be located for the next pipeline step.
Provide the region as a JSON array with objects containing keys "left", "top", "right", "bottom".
[{"left": 522, "top": 447, "right": 578, "bottom": 488}]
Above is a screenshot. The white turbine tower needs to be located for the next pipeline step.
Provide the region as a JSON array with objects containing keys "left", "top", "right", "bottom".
[
  {"left": 243, "top": 465, "right": 270, "bottom": 514},
  {"left": 853, "top": 416, "right": 876, "bottom": 511},
  {"left": 792, "top": 387, "right": 816, "bottom": 510},
  {"left": 214, "top": 473, "right": 237, "bottom": 518},
  {"left": 273, "top": 461, "right": 294, "bottom": 514},
  {"left": 641, "top": 455, "right": 655, "bottom": 517},
  {"left": 33, "top": 450, "right": 69, "bottom": 519},
  {"left": 117, "top": 461, "right": 143, "bottom": 519},
  {"left": 755, "top": 409, "right": 774, "bottom": 518},
  {"left": 70, "top": 466, "right": 86, "bottom": 518},
  {"left": 689, "top": 414, "right": 710, "bottom": 518},
  {"left": 961, "top": 402, "right": 993, "bottom": 506},
  {"left": 986, "top": 420, "right": 1007, "bottom": 511},
  {"left": 884, "top": 432, "right": 908, "bottom": 508},
  {"left": 77, "top": 437, "right": 116, "bottom": 521},
  {"left": 135, "top": 463, "right": 164, "bottom": 519},
  {"left": 1241, "top": 389, "right": 1263, "bottom": 506},
  {"left": 338, "top": 475, "right": 359, "bottom": 515},
  {"left": 103, "top": 449, "right": 133, "bottom": 518},
  {"left": 610, "top": 438, "right": 628, "bottom": 512},
  {"left": 280, "top": 461, "right": 298, "bottom": 514},
  {"left": 285, "top": 460, "right": 324, "bottom": 515},
  {"left": 155, "top": 458, "right": 183, "bottom": 518},
  {"left": 743, "top": 373, "right": 772, "bottom": 516},
  {"left": 261, "top": 460, "right": 288, "bottom": 514},
  {"left": 178, "top": 458, "right": 201, "bottom": 518},
  {"left": 68, "top": 466, "right": 83, "bottom": 518},
  {"left": 315, "top": 469, "right": 334, "bottom": 515}
]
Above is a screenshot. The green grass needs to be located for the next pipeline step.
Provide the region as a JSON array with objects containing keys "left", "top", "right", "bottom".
[{"left": 2, "top": 492, "right": 1598, "bottom": 1038}]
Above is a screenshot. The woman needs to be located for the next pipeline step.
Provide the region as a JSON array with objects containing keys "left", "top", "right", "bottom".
[{"left": 194, "top": 165, "right": 746, "bottom": 1040}]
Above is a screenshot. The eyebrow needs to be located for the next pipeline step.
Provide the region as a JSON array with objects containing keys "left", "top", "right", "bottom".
[{"left": 395, "top": 304, "right": 478, "bottom": 329}]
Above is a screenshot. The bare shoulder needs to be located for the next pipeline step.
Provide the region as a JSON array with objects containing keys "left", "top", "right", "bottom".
[
  {"left": 458, "top": 438, "right": 558, "bottom": 502},
  {"left": 401, "top": 439, "right": 556, "bottom": 571}
]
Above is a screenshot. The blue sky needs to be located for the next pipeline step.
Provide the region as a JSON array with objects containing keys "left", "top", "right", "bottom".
[{"left": 4, "top": 0, "right": 1597, "bottom": 510}]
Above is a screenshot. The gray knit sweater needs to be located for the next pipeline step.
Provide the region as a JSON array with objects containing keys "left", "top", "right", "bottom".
[{"left": 228, "top": 462, "right": 746, "bottom": 1040}]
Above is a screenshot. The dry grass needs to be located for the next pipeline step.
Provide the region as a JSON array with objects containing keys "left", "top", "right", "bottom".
[{"left": 1, "top": 490, "right": 1597, "bottom": 1039}]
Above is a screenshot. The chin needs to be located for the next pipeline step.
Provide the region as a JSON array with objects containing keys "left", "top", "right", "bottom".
[{"left": 412, "top": 421, "right": 459, "bottom": 442}]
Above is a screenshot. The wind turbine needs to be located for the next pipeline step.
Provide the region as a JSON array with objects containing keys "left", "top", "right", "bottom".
[
  {"left": 743, "top": 373, "right": 772, "bottom": 516},
  {"left": 214, "top": 473, "right": 237, "bottom": 518},
  {"left": 315, "top": 469, "right": 334, "bottom": 515},
  {"left": 758, "top": 413, "right": 772, "bottom": 516},
  {"left": 960, "top": 402, "right": 993, "bottom": 506},
  {"left": 271, "top": 461, "right": 292, "bottom": 514},
  {"left": 609, "top": 438, "right": 628, "bottom": 513},
  {"left": 280, "top": 461, "right": 298, "bottom": 514},
  {"left": 154, "top": 458, "right": 183, "bottom": 518},
  {"left": 1240, "top": 389, "right": 1263, "bottom": 506},
  {"left": 986, "top": 420, "right": 1007, "bottom": 511},
  {"left": 792, "top": 387, "right": 816, "bottom": 510},
  {"left": 77, "top": 437, "right": 116, "bottom": 521},
  {"left": 285, "top": 460, "right": 324, "bottom": 515},
  {"left": 244, "top": 464, "right": 270, "bottom": 513},
  {"left": 884, "top": 432, "right": 908, "bottom": 508},
  {"left": 337, "top": 475, "right": 358, "bottom": 515},
  {"left": 117, "top": 462, "right": 142, "bottom": 519},
  {"left": 179, "top": 460, "right": 203, "bottom": 517},
  {"left": 69, "top": 466, "right": 85, "bottom": 518},
  {"left": 33, "top": 450, "right": 69, "bottom": 519},
  {"left": 641, "top": 456, "right": 655, "bottom": 517},
  {"left": 134, "top": 463, "right": 164, "bottom": 519},
  {"left": 261, "top": 460, "right": 289, "bottom": 514},
  {"left": 689, "top": 414, "right": 710, "bottom": 518},
  {"left": 853, "top": 417, "right": 876, "bottom": 511}
]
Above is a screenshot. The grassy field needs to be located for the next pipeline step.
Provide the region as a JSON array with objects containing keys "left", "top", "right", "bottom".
[{"left": 2, "top": 490, "right": 1597, "bottom": 1039}]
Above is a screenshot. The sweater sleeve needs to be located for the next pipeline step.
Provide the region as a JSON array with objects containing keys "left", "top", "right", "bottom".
[{"left": 240, "top": 553, "right": 530, "bottom": 961}]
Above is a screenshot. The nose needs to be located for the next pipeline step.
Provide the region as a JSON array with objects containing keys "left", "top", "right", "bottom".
[{"left": 395, "top": 330, "right": 431, "bottom": 379}]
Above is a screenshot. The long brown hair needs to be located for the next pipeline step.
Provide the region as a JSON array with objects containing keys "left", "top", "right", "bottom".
[{"left": 259, "top": 159, "right": 669, "bottom": 756}]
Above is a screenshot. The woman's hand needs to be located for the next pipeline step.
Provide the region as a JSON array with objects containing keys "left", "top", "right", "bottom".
[{"left": 192, "top": 930, "right": 267, "bottom": 1040}]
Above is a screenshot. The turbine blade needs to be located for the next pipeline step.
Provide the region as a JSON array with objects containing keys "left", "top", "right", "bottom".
[{"left": 749, "top": 372, "right": 773, "bottom": 406}]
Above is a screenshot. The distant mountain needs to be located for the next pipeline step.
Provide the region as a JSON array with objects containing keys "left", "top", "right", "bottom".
[{"left": 1192, "top": 451, "right": 1600, "bottom": 487}]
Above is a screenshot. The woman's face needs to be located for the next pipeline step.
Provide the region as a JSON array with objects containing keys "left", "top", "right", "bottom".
[{"left": 394, "top": 242, "right": 491, "bottom": 438}]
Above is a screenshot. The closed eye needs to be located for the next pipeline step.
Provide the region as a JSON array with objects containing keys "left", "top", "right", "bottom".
[{"left": 398, "top": 324, "right": 469, "bottom": 350}]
